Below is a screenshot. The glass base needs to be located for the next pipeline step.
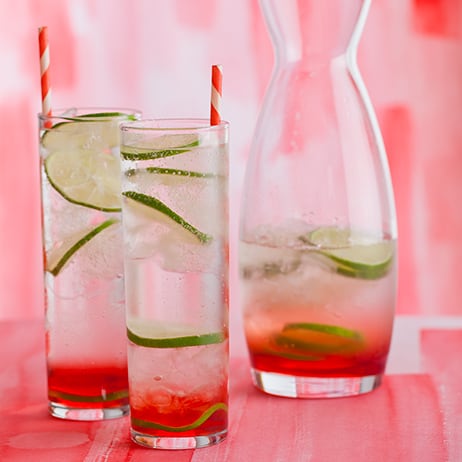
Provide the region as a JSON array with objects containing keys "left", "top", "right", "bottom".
[
  {"left": 49, "top": 402, "right": 129, "bottom": 421},
  {"left": 251, "top": 368, "right": 382, "bottom": 398},
  {"left": 131, "top": 429, "right": 227, "bottom": 450}
]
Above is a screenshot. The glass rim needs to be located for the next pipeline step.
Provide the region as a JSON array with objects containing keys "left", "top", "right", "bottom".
[
  {"left": 120, "top": 118, "right": 229, "bottom": 133},
  {"left": 38, "top": 107, "right": 142, "bottom": 121}
]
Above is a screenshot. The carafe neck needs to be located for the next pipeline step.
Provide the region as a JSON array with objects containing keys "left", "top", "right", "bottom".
[{"left": 262, "top": 0, "right": 367, "bottom": 68}]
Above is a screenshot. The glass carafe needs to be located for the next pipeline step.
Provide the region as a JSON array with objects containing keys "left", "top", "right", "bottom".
[{"left": 239, "top": 0, "right": 398, "bottom": 398}]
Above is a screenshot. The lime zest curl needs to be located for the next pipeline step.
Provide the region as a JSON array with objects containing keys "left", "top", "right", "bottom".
[
  {"left": 131, "top": 402, "right": 228, "bottom": 432},
  {"left": 48, "top": 388, "right": 128, "bottom": 403}
]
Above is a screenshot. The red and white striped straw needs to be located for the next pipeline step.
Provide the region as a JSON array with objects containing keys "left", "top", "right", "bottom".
[
  {"left": 38, "top": 26, "right": 52, "bottom": 118},
  {"left": 210, "top": 64, "right": 222, "bottom": 126}
]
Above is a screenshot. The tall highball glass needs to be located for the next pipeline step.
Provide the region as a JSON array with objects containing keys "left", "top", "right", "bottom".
[
  {"left": 39, "top": 108, "right": 140, "bottom": 420},
  {"left": 120, "top": 119, "right": 229, "bottom": 449}
]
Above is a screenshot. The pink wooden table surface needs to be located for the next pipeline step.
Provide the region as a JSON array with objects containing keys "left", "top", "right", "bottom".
[{"left": 1, "top": 317, "right": 461, "bottom": 462}]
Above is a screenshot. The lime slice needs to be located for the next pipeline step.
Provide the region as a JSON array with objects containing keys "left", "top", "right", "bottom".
[
  {"left": 121, "top": 134, "right": 199, "bottom": 161},
  {"left": 272, "top": 322, "right": 363, "bottom": 357},
  {"left": 43, "top": 112, "right": 136, "bottom": 131},
  {"left": 44, "top": 148, "right": 121, "bottom": 212},
  {"left": 42, "top": 115, "right": 128, "bottom": 151},
  {"left": 304, "top": 227, "right": 351, "bottom": 248},
  {"left": 127, "top": 328, "right": 225, "bottom": 348},
  {"left": 43, "top": 121, "right": 123, "bottom": 212},
  {"left": 145, "top": 134, "right": 199, "bottom": 150},
  {"left": 127, "top": 319, "right": 225, "bottom": 348},
  {"left": 122, "top": 191, "right": 211, "bottom": 243},
  {"left": 125, "top": 166, "right": 215, "bottom": 179},
  {"left": 306, "top": 227, "right": 394, "bottom": 280},
  {"left": 77, "top": 112, "right": 137, "bottom": 120},
  {"left": 283, "top": 322, "right": 362, "bottom": 340},
  {"left": 46, "top": 218, "right": 118, "bottom": 276}
]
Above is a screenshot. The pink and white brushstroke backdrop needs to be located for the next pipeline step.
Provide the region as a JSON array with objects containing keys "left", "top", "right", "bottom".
[{"left": 0, "top": 0, "right": 461, "bottom": 327}]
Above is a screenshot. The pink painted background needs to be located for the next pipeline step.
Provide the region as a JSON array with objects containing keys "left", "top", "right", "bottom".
[{"left": 0, "top": 0, "right": 461, "bottom": 325}]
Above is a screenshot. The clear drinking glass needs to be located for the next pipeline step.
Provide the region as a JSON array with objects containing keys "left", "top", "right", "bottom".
[
  {"left": 39, "top": 108, "right": 141, "bottom": 420},
  {"left": 239, "top": 0, "right": 398, "bottom": 398},
  {"left": 120, "top": 119, "right": 229, "bottom": 449}
]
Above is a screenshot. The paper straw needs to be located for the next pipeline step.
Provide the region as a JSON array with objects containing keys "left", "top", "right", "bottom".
[
  {"left": 38, "top": 26, "right": 52, "bottom": 118},
  {"left": 210, "top": 64, "right": 222, "bottom": 126}
]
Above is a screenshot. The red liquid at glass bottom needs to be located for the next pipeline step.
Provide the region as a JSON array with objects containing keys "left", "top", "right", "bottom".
[
  {"left": 48, "top": 364, "right": 129, "bottom": 410},
  {"left": 246, "top": 333, "right": 391, "bottom": 398},
  {"left": 130, "top": 393, "right": 228, "bottom": 438},
  {"left": 249, "top": 347, "right": 389, "bottom": 378}
]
